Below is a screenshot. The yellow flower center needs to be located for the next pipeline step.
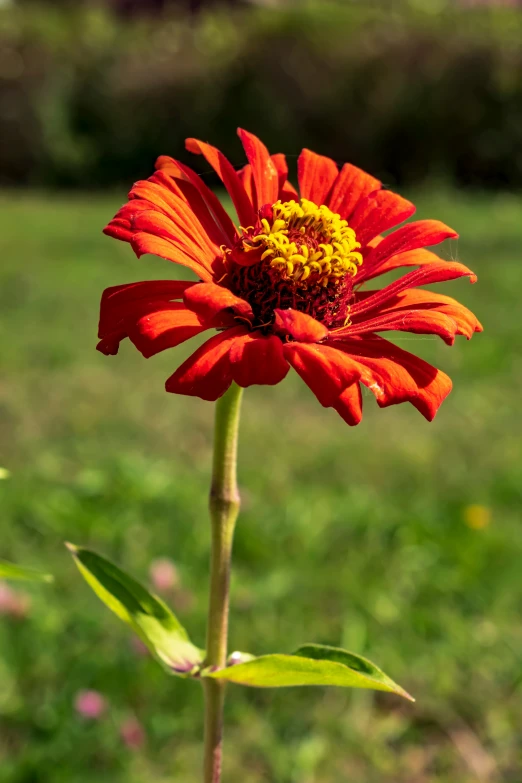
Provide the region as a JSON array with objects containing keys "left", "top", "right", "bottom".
[
  {"left": 224, "top": 198, "right": 363, "bottom": 330},
  {"left": 240, "top": 198, "right": 363, "bottom": 287}
]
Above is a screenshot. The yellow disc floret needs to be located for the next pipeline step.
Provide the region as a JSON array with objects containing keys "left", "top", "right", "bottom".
[{"left": 240, "top": 198, "right": 363, "bottom": 287}]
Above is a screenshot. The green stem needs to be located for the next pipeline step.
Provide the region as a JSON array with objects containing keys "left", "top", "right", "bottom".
[{"left": 203, "top": 383, "right": 243, "bottom": 783}]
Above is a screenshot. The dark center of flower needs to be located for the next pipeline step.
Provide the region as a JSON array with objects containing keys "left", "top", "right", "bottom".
[{"left": 224, "top": 198, "right": 363, "bottom": 329}]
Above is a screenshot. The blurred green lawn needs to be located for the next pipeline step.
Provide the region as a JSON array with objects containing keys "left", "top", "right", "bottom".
[{"left": 0, "top": 187, "right": 521, "bottom": 783}]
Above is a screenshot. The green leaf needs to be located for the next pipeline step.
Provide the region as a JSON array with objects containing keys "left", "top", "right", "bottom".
[
  {"left": 0, "top": 560, "right": 53, "bottom": 583},
  {"left": 205, "top": 643, "right": 413, "bottom": 701},
  {"left": 67, "top": 544, "right": 203, "bottom": 676}
]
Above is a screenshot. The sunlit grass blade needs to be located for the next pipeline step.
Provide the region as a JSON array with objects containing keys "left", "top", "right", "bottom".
[
  {"left": 67, "top": 543, "right": 203, "bottom": 676},
  {"left": 205, "top": 643, "right": 413, "bottom": 701},
  {"left": 0, "top": 560, "right": 53, "bottom": 583}
]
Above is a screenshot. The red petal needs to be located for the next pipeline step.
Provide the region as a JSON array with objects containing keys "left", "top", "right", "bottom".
[
  {"left": 130, "top": 208, "right": 218, "bottom": 273},
  {"left": 358, "top": 247, "right": 441, "bottom": 283},
  {"left": 130, "top": 304, "right": 205, "bottom": 358},
  {"left": 280, "top": 181, "right": 299, "bottom": 200},
  {"left": 229, "top": 332, "right": 289, "bottom": 387},
  {"left": 104, "top": 173, "right": 227, "bottom": 280},
  {"left": 367, "top": 288, "right": 483, "bottom": 339},
  {"left": 97, "top": 334, "right": 126, "bottom": 356},
  {"left": 274, "top": 308, "right": 329, "bottom": 342},
  {"left": 238, "top": 163, "right": 255, "bottom": 204},
  {"left": 185, "top": 138, "right": 257, "bottom": 228},
  {"left": 363, "top": 219, "right": 459, "bottom": 271},
  {"left": 130, "top": 232, "right": 214, "bottom": 281},
  {"left": 331, "top": 336, "right": 453, "bottom": 420},
  {"left": 146, "top": 169, "right": 231, "bottom": 253},
  {"left": 155, "top": 156, "right": 236, "bottom": 244},
  {"left": 350, "top": 261, "right": 477, "bottom": 319},
  {"left": 283, "top": 342, "right": 360, "bottom": 407},
  {"left": 350, "top": 190, "right": 416, "bottom": 246},
  {"left": 271, "top": 153, "right": 288, "bottom": 189},
  {"left": 183, "top": 282, "right": 253, "bottom": 325},
  {"left": 104, "top": 201, "right": 152, "bottom": 243},
  {"left": 297, "top": 149, "right": 338, "bottom": 205},
  {"left": 98, "top": 280, "right": 194, "bottom": 354},
  {"left": 332, "top": 308, "right": 461, "bottom": 346},
  {"left": 166, "top": 326, "right": 248, "bottom": 401},
  {"left": 237, "top": 128, "right": 279, "bottom": 210},
  {"left": 332, "top": 384, "right": 363, "bottom": 426},
  {"left": 327, "top": 163, "right": 381, "bottom": 220},
  {"left": 127, "top": 179, "right": 220, "bottom": 257},
  {"left": 271, "top": 153, "right": 299, "bottom": 200}
]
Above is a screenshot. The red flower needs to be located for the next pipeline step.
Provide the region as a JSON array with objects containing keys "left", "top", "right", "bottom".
[{"left": 99, "top": 129, "right": 481, "bottom": 425}]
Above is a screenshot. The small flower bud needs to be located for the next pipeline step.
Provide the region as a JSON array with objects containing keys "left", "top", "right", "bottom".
[
  {"left": 149, "top": 558, "right": 180, "bottom": 593},
  {"left": 120, "top": 716, "right": 145, "bottom": 749},
  {"left": 74, "top": 690, "right": 107, "bottom": 720}
]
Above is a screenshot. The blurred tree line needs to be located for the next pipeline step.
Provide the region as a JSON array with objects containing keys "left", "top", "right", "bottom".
[
  {"left": 2, "top": 1, "right": 522, "bottom": 189},
  {"left": 15, "top": 0, "right": 243, "bottom": 16}
]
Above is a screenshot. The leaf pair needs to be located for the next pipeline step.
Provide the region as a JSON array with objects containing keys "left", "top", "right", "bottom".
[{"left": 68, "top": 545, "right": 413, "bottom": 701}]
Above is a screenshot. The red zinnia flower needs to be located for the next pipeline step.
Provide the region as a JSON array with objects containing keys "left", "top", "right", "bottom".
[{"left": 99, "top": 129, "right": 481, "bottom": 425}]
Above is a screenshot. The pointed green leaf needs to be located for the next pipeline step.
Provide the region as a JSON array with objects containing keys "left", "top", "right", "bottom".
[
  {"left": 205, "top": 643, "right": 413, "bottom": 701},
  {"left": 67, "top": 544, "right": 203, "bottom": 676},
  {"left": 0, "top": 560, "right": 53, "bottom": 583}
]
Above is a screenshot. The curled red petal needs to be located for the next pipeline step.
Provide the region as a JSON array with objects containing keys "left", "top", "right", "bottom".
[
  {"left": 332, "top": 384, "right": 363, "bottom": 427},
  {"left": 349, "top": 189, "right": 416, "bottom": 246},
  {"left": 104, "top": 201, "right": 152, "bottom": 243},
  {"left": 185, "top": 138, "right": 257, "bottom": 228},
  {"left": 327, "top": 163, "right": 381, "bottom": 220},
  {"left": 98, "top": 280, "right": 192, "bottom": 335},
  {"left": 97, "top": 280, "right": 195, "bottom": 354},
  {"left": 229, "top": 332, "right": 289, "bottom": 387},
  {"left": 283, "top": 342, "right": 360, "bottom": 407},
  {"left": 183, "top": 282, "right": 253, "bottom": 325},
  {"left": 237, "top": 128, "right": 279, "bottom": 211},
  {"left": 332, "top": 336, "right": 453, "bottom": 421},
  {"left": 274, "top": 308, "right": 329, "bottom": 342},
  {"left": 297, "top": 149, "right": 338, "bottom": 205},
  {"left": 166, "top": 326, "right": 248, "bottom": 401}
]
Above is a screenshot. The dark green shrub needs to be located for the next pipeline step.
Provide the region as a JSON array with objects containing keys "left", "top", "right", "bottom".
[{"left": 2, "top": 2, "right": 522, "bottom": 188}]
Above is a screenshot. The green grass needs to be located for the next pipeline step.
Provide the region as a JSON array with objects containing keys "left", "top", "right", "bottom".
[{"left": 0, "top": 187, "right": 521, "bottom": 783}]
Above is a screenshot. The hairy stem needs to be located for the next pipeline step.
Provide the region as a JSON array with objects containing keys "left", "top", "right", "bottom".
[{"left": 203, "top": 383, "right": 243, "bottom": 783}]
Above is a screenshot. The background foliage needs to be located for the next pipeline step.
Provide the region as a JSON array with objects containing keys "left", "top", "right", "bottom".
[{"left": 2, "top": 1, "right": 522, "bottom": 188}]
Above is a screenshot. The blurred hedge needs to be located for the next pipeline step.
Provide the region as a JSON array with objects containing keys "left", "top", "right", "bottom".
[{"left": 2, "top": 2, "right": 522, "bottom": 189}]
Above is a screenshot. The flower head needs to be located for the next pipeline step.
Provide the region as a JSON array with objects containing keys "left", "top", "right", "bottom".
[{"left": 99, "top": 129, "right": 481, "bottom": 425}]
